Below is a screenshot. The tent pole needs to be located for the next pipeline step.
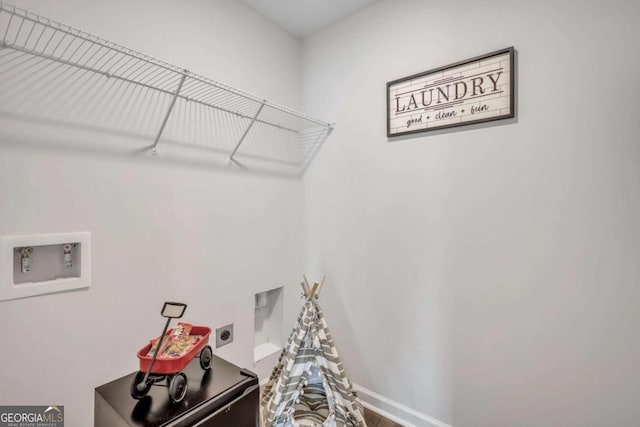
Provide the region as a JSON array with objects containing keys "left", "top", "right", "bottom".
[
  {"left": 310, "top": 282, "right": 319, "bottom": 297},
  {"left": 300, "top": 281, "right": 310, "bottom": 297}
]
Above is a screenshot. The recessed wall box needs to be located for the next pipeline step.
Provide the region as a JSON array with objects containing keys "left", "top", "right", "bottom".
[
  {"left": 252, "top": 286, "right": 284, "bottom": 380},
  {"left": 253, "top": 286, "right": 284, "bottom": 363},
  {"left": 0, "top": 232, "right": 91, "bottom": 301}
]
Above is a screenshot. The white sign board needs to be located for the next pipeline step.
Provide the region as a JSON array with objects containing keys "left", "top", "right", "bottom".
[{"left": 387, "top": 47, "right": 514, "bottom": 137}]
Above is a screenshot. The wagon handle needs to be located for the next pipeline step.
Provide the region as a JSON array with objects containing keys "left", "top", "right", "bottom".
[{"left": 137, "top": 302, "right": 187, "bottom": 392}]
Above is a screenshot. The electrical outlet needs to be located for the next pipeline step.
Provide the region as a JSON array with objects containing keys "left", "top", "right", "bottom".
[{"left": 216, "top": 323, "right": 234, "bottom": 348}]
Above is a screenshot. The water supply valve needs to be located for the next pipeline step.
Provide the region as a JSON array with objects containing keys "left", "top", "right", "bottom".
[
  {"left": 20, "top": 247, "right": 33, "bottom": 273},
  {"left": 63, "top": 244, "right": 73, "bottom": 268}
]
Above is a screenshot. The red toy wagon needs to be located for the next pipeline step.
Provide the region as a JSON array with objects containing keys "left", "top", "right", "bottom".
[{"left": 130, "top": 302, "right": 213, "bottom": 404}]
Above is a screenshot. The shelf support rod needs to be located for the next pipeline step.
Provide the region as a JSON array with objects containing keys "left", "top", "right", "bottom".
[
  {"left": 228, "top": 101, "right": 266, "bottom": 164},
  {"left": 152, "top": 72, "right": 187, "bottom": 155}
]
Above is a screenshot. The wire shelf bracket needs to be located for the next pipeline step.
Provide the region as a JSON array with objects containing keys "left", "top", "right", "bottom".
[
  {"left": 228, "top": 101, "right": 266, "bottom": 165},
  {"left": 0, "top": 2, "right": 334, "bottom": 176},
  {"left": 152, "top": 72, "right": 187, "bottom": 155}
]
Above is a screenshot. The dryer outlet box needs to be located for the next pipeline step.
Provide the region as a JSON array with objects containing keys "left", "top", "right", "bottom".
[{"left": 216, "top": 324, "right": 234, "bottom": 348}]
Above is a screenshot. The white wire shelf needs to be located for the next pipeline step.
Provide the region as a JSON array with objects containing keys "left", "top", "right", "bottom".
[{"left": 0, "top": 2, "right": 333, "bottom": 176}]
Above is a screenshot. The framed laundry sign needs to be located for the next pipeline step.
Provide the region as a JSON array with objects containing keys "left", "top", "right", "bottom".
[{"left": 387, "top": 47, "right": 514, "bottom": 137}]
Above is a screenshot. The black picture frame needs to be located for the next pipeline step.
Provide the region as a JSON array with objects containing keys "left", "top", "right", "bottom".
[{"left": 387, "top": 47, "right": 515, "bottom": 137}]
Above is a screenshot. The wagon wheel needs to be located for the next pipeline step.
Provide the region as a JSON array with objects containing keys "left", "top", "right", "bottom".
[
  {"left": 199, "top": 345, "right": 213, "bottom": 370},
  {"left": 130, "top": 371, "right": 152, "bottom": 400},
  {"left": 168, "top": 372, "right": 188, "bottom": 404}
]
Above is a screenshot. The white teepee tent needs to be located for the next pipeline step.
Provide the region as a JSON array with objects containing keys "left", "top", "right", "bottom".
[{"left": 261, "top": 277, "right": 367, "bottom": 427}]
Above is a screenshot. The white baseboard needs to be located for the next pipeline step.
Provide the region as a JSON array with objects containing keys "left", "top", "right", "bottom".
[{"left": 354, "top": 384, "right": 452, "bottom": 427}]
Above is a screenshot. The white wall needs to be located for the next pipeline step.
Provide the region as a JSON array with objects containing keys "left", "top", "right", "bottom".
[
  {"left": 302, "top": 0, "right": 640, "bottom": 426},
  {"left": 3, "top": 1, "right": 640, "bottom": 426},
  {"left": 0, "top": 1, "right": 303, "bottom": 426}
]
